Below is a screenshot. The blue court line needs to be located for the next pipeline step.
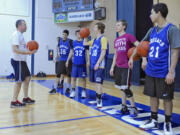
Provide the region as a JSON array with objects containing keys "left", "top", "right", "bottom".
[
  {"left": 36, "top": 79, "right": 180, "bottom": 135},
  {"left": 0, "top": 115, "right": 106, "bottom": 130},
  {"left": 0, "top": 79, "right": 51, "bottom": 83}
]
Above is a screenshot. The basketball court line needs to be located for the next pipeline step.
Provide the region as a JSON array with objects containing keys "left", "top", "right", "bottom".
[
  {"left": 0, "top": 115, "right": 107, "bottom": 130},
  {"left": 0, "top": 79, "right": 180, "bottom": 134},
  {"left": 36, "top": 79, "right": 180, "bottom": 135}
]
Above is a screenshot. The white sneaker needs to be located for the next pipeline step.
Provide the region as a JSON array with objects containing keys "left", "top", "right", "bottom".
[
  {"left": 129, "top": 107, "right": 138, "bottom": 117},
  {"left": 164, "top": 122, "right": 173, "bottom": 135},
  {"left": 70, "top": 90, "right": 75, "bottom": 98},
  {"left": 139, "top": 119, "right": 159, "bottom": 130},
  {"left": 88, "top": 101, "right": 97, "bottom": 104},
  {"left": 81, "top": 90, "right": 86, "bottom": 98},
  {"left": 97, "top": 99, "right": 102, "bottom": 108}
]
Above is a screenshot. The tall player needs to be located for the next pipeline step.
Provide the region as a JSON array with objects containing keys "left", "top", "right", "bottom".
[
  {"left": 110, "top": 20, "right": 139, "bottom": 117},
  {"left": 84, "top": 22, "right": 109, "bottom": 108},
  {"left": 66, "top": 30, "right": 90, "bottom": 98},
  {"left": 49, "top": 30, "right": 73, "bottom": 94},
  {"left": 129, "top": 3, "right": 180, "bottom": 134}
]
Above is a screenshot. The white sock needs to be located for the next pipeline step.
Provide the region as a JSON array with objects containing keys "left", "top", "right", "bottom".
[
  {"left": 67, "top": 83, "right": 71, "bottom": 89},
  {"left": 54, "top": 83, "right": 57, "bottom": 89}
]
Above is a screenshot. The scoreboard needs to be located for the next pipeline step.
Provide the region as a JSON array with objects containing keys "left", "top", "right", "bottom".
[{"left": 52, "top": 0, "right": 94, "bottom": 13}]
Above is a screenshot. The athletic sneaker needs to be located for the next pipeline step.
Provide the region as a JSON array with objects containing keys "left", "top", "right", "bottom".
[
  {"left": 23, "top": 97, "right": 35, "bottom": 104},
  {"left": 81, "top": 90, "right": 86, "bottom": 98},
  {"left": 10, "top": 100, "right": 26, "bottom": 108},
  {"left": 97, "top": 99, "right": 102, "bottom": 108},
  {"left": 57, "top": 83, "right": 63, "bottom": 89},
  {"left": 129, "top": 107, "right": 138, "bottom": 117},
  {"left": 70, "top": 90, "right": 76, "bottom": 98},
  {"left": 118, "top": 104, "right": 129, "bottom": 114},
  {"left": 139, "top": 119, "right": 159, "bottom": 130},
  {"left": 164, "top": 122, "right": 173, "bottom": 135},
  {"left": 49, "top": 88, "right": 56, "bottom": 94},
  {"left": 66, "top": 88, "right": 70, "bottom": 94}
]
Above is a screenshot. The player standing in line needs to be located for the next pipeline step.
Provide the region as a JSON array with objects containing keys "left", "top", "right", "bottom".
[
  {"left": 129, "top": 3, "right": 180, "bottom": 134},
  {"left": 110, "top": 20, "right": 139, "bottom": 117},
  {"left": 49, "top": 30, "right": 73, "bottom": 94},
  {"left": 84, "top": 22, "right": 109, "bottom": 108},
  {"left": 66, "top": 30, "right": 90, "bottom": 98}
]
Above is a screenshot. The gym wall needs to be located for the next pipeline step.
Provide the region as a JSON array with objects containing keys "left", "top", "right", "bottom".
[
  {"left": 34, "top": 0, "right": 78, "bottom": 75},
  {"left": 0, "top": 0, "right": 32, "bottom": 76},
  {"left": 154, "top": 0, "right": 180, "bottom": 27},
  {"left": 0, "top": 0, "right": 80, "bottom": 76},
  {"left": 80, "top": 0, "right": 117, "bottom": 54}
]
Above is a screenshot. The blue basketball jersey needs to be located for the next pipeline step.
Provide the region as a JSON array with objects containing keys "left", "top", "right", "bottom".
[
  {"left": 73, "top": 40, "right": 86, "bottom": 65},
  {"left": 90, "top": 36, "right": 109, "bottom": 69},
  {"left": 145, "top": 23, "right": 172, "bottom": 78},
  {"left": 59, "top": 38, "right": 70, "bottom": 61}
]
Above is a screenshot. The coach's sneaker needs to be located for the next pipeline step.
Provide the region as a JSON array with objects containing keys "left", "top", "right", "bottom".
[
  {"left": 11, "top": 100, "right": 26, "bottom": 108},
  {"left": 139, "top": 119, "right": 159, "bottom": 130},
  {"left": 97, "top": 99, "right": 102, "bottom": 108},
  {"left": 81, "top": 90, "right": 86, "bottom": 98},
  {"left": 23, "top": 97, "right": 35, "bottom": 104},
  {"left": 70, "top": 90, "right": 76, "bottom": 98},
  {"left": 129, "top": 107, "right": 138, "bottom": 117},
  {"left": 49, "top": 88, "right": 56, "bottom": 94},
  {"left": 164, "top": 122, "right": 173, "bottom": 135}
]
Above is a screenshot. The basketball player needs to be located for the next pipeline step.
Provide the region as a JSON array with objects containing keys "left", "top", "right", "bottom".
[
  {"left": 84, "top": 22, "right": 109, "bottom": 108},
  {"left": 11, "top": 19, "right": 37, "bottom": 108},
  {"left": 49, "top": 30, "right": 73, "bottom": 94},
  {"left": 110, "top": 20, "right": 139, "bottom": 117},
  {"left": 129, "top": 3, "right": 180, "bottom": 134},
  {"left": 66, "top": 30, "right": 90, "bottom": 98},
  {"left": 49, "top": 37, "right": 64, "bottom": 93}
]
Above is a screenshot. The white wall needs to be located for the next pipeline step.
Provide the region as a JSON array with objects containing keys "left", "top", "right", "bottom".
[
  {"left": 34, "top": 0, "right": 79, "bottom": 75},
  {"left": 0, "top": 0, "right": 32, "bottom": 76},
  {"left": 0, "top": 0, "right": 85, "bottom": 76}
]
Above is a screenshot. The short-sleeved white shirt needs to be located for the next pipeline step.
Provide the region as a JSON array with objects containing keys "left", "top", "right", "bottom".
[{"left": 11, "top": 31, "right": 27, "bottom": 61}]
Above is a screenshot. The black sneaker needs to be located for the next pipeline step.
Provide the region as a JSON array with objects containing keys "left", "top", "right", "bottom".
[
  {"left": 49, "top": 88, "right": 56, "bottom": 94},
  {"left": 57, "top": 83, "right": 63, "bottom": 89},
  {"left": 10, "top": 100, "right": 26, "bottom": 108},
  {"left": 97, "top": 99, "right": 103, "bottom": 108},
  {"left": 23, "top": 97, "right": 35, "bottom": 104},
  {"left": 117, "top": 104, "right": 129, "bottom": 114},
  {"left": 65, "top": 88, "right": 70, "bottom": 94}
]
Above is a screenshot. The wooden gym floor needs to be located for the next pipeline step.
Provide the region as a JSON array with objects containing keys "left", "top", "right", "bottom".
[{"left": 0, "top": 77, "right": 179, "bottom": 135}]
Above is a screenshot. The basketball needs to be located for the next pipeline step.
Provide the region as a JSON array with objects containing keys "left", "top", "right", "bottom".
[
  {"left": 137, "top": 41, "right": 149, "bottom": 57},
  {"left": 128, "top": 47, "right": 140, "bottom": 61},
  {"left": 27, "top": 40, "right": 39, "bottom": 51},
  {"left": 80, "top": 28, "right": 90, "bottom": 38}
]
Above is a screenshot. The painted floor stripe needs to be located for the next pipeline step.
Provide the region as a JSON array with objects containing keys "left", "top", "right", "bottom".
[
  {"left": 36, "top": 79, "right": 180, "bottom": 135},
  {"left": 0, "top": 115, "right": 107, "bottom": 130}
]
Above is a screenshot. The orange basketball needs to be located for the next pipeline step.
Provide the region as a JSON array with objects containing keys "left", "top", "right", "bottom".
[
  {"left": 27, "top": 40, "right": 39, "bottom": 51},
  {"left": 137, "top": 41, "right": 149, "bottom": 57},
  {"left": 128, "top": 47, "right": 140, "bottom": 61},
  {"left": 80, "top": 28, "right": 90, "bottom": 38}
]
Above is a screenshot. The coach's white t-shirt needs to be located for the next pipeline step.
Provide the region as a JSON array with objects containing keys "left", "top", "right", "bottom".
[{"left": 11, "top": 31, "right": 27, "bottom": 61}]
